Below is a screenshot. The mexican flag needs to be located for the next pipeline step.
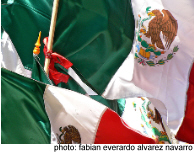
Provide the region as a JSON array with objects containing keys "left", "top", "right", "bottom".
[
  {"left": 1, "top": 31, "right": 120, "bottom": 113},
  {"left": 2, "top": 0, "right": 193, "bottom": 144},
  {"left": 1, "top": 0, "right": 135, "bottom": 95},
  {"left": 121, "top": 97, "right": 171, "bottom": 144},
  {"left": 103, "top": 0, "right": 194, "bottom": 136},
  {"left": 1, "top": 68, "right": 156, "bottom": 144}
]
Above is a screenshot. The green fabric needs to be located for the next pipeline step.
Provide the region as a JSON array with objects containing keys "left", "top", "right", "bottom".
[
  {"left": 1, "top": 26, "right": 4, "bottom": 39},
  {"left": 90, "top": 95, "right": 118, "bottom": 113},
  {"left": 54, "top": 64, "right": 121, "bottom": 112},
  {"left": 117, "top": 98, "right": 126, "bottom": 116},
  {"left": 32, "top": 55, "right": 52, "bottom": 85},
  {"left": 1, "top": 0, "right": 135, "bottom": 94},
  {"left": 1, "top": 68, "right": 51, "bottom": 144}
]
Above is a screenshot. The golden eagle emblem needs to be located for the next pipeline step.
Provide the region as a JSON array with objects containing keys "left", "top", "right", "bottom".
[
  {"left": 57, "top": 125, "right": 81, "bottom": 144},
  {"left": 145, "top": 9, "right": 178, "bottom": 50},
  {"left": 135, "top": 7, "right": 179, "bottom": 66}
]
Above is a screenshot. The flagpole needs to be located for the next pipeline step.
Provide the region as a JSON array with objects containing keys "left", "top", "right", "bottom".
[{"left": 44, "top": 0, "right": 60, "bottom": 75}]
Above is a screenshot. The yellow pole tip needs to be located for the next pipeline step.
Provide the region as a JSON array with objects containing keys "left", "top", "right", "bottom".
[
  {"left": 33, "top": 31, "right": 41, "bottom": 55},
  {"left": 35, "top": 31, "right": 41, "bottom": 47}
]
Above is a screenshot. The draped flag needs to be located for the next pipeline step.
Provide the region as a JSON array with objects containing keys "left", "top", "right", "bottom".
[
  {"left": 121, "top": 97, "right": 171, "bottom": 144},
  {"left": 1, "top": 31, "right": 120, "bottom": 114},
  {"left": 131, "top": 0, "right": 194, "bottom": 133},
  {"left": 1, "top": 0, "right": 135, "bottom": 95},
  {"left": 103, "top": 0, "right": 194, "bottom": 135},
  {"left": 43, "top": 83, "right": 155, "bottom": 144},
  {"left": 1, "top": 68, "right": 156, "bottom": 144},
  {"left": 1, "top": 68, "right": 51, "bottom": 144},
  {"left": 2, "top": 0, "right": 193, "bottom": 144}
]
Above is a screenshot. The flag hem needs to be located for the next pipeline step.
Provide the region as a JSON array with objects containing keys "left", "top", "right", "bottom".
[{"left": 92, "top": 107, "right": 108, "bottom": 144}]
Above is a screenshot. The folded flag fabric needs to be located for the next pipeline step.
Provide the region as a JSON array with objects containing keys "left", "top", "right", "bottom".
[
  {"left": 1, "top": 31, "right": 119, "bottom": 113},
  {"left": 32, "top": 55, "right": 87, "bottom": 95},
  {"left": 32, "top": 44, "right": 120, "bottom": 113},
  {"left": 32, "top": 54, "right": 52, "bottom": 85},
  {"left": 1, "top": 68, "right": 155, "bottom": 144},
  {"left": 103, "top": 52, "right": 152, "bottom": 99},
  {"left": 1, "top": 0, "right": 135, "bottom": 95},
  {"left": 121, "top": 97, "right": 171, "bottom": 144},
  {"left": 104, "top": 0, "right": 194, "bottom": 134},
  {"left": 1, "top": 68, "right": 51, "bottom": 144},
  {"left": 89, "top": 95, "right": 119, "bottom": 115},
  {"left": 1, "top": 31, "right": 87, "bottom": 95},
  {"left": 1, "top": 31, "right": 31, "bottom": 78},
  {"left": 44, "top": 85, "right": 155, "bottom": 144},
  {"left": 131, "top": 0, "right": 194, "bottom": 133}
]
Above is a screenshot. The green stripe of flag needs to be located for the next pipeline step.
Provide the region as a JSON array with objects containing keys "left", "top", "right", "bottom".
[
  {"left": 1, "top": 0, "right": 135, "bottom": 95},
  {"left": 1, "top": 68, "right": 51, "bottom": 144}
]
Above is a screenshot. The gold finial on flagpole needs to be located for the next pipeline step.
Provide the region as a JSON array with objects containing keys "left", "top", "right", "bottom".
[{"left": 33, "top": 31, "right": 41, "bottom": 55}]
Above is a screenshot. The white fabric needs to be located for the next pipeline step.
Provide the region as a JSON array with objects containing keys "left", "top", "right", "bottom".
[
  {"left": 147, "top": 97, "right": 167, "bottom": 122},
  {"left": 1, "top": 32, "right": 32, "bottom": 77},
  {"left": 43, "top": 85, "right": 107, "bottom": 144},
  {"left": 122, "top": 98, "right": 147, "bottom": 136},
  {"left": 122, "top": 97, "right": 170, "bottom": 144},
  {"left": 68, "top": 68, "right": 97, "bottom": 95},
  {"left": 131, "top": 0, "right": 194, "bottom": 133},
  {"left": 103, "top": 52, "right": 153, "bottom": 99},
  {"left": 103, "top": 0, "right": 194, "bottom": 134}
]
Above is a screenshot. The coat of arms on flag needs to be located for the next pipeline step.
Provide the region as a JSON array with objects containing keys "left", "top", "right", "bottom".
[
  {"left": 57, "top": 125, "right": 81, "bottom": 144},
  {"left": 135, "top": 7, "right": 179, "bottom": 66},
  {"left": 1, "top": 0, "right": 194, "bottom": 145}
]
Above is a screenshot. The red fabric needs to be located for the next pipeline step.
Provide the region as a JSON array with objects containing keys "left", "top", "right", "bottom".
[
  {"left": 94, "top": 108, "right": 156, "bottom": 144},
  {"left": 49, "top": 69, "right": 70, "bottom": 85},
  {"left": 43, "top": 37, "right": 52, "bottom": 59},
  {"left": 43, "top": 37, "right": 73, "bottom": 85},
  {"left": 176, "top": 63, "right": 194, "bottom": 144}
]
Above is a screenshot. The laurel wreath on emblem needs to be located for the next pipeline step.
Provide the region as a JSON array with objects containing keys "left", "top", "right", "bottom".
[
  {"left": 135, "top": 7, "right": 179, "bottom": 66},
  {"left": 57, "top": 125, "right": 81, "bottom": 144},
  {"left": 135, "top": 45, "right": 179, "bottom": 66}
]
